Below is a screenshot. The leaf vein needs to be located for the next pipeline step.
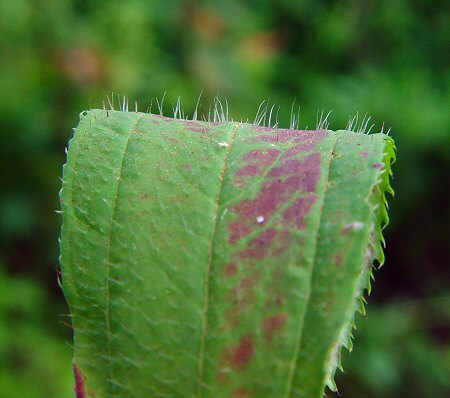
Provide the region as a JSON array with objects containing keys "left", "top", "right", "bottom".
[
  {"left": 104, "top": 114, "right": 144, "bottom": 395},
  {"left": 283, "top": 132, "right": 338, "bottom": 398},
  {"left": 196, "top": 122, "right": 242, "bottom": 398}
]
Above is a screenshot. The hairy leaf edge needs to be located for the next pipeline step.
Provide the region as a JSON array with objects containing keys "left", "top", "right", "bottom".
[{"left": 323, "top": 134, "right": 396, "bottom": 393}]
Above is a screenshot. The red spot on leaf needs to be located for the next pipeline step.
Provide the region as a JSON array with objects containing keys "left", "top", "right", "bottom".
[
  {"left": 238, "top": 229, "right": 276, "bottom": 259},
  {"left": 236, "top": 164, "right": 261, "bottom": 178},
  {"left": 252, "top": 125, "right": 274, "bottom": 132},
  {"left": 263, "top": 313, "right": 287, "bottom": 342},
  {"left": 223, "top": 334, "right": 254, "bottom": 370},
  {"left": 372, "top": 162, "right": 383, "bottom": 169},
  {"left": 360, "top": 151, "right": 369, "bottom": 158},
  {"left": 235, "top": 149, "right": 280, "bottom": 186},
  {"left": 244, "top": 148, "right": 280, "bottom": 164},
  {"left": 229, "top": 153, "right": 321, "bottom": 243},
  {"left": 224, "top": 263, "right": 238, "bottom": 277},
  {"left": 73, "top": 365, "right": 86, "bottom": 398},
  {"left": 238, "top": 271, "right": 262, "bottom": 292},
  {"left": 226, "top": 272, "right": 261, "bottom": 328},
  {"left": 188, "top": 126, "right": 210, "bottom": 133},
  {"left": 282, "top": 142, "right": 317, "bottom": 156},
  {"left": 275, "top": 295, "right": 284, "bottom": 308},
  {"left": 185, "top": 121, "right": 203, "bottom": 127},
  {"left": 226, "top": 302, "right": 245, "bottom": 328},
  {"left": 254, "top": 129, "right": 328, "bottom": 143},
  {"left": 271, "top": 230, "right": 291, "bottom": 257},
  {"left": 267, "top": 158, "right": 320, "bottom": 191},
  {"left": 282, "top": 195, "right": 317, "bottom": 229},
  {"left": 334, "top": 252, "right": 343, "bottom": 266}
]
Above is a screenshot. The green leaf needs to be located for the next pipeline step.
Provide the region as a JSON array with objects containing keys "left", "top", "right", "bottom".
[{"left": 60, "top": 109, "right": 395, "bottom": 398}]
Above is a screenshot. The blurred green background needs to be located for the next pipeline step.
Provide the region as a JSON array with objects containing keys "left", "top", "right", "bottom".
[{"left": 0, "top": 0, "right": 449, "bottom": 397}]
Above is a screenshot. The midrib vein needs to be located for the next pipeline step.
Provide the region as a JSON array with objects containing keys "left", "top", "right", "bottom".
[
  {"left": 283, "top": 132, "right": 337, "bottom": 398},
  {"left": 104, "top": 115, "right": 143, "bottom": 393},
  {"left": 196, "top": 122, "right": 241, "bottom": 398}
]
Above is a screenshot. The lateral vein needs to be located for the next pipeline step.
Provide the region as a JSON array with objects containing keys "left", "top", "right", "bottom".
[
  {"left": 105, "top": 114, "right": 143, "bottom": 393},
  {"left": 283, "top": 132, "right": 338, "bottom": 398},
  {"left": 196, "top": 122, "right": 241, "bottom": 398}
]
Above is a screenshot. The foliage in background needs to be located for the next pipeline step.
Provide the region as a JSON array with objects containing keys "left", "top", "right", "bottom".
[
  {"left": 0, "top": 264, "right": 73, "bottom": 398},
  {"left": 0, "top": 0, "right": 448, "bottom": 397}
]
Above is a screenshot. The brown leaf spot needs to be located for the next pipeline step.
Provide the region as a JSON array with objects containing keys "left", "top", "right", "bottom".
[
  {"left": 223, "top": 334, "right": 254, "bottom": 370},
  {"left": 238, "top": 229, "right": 276, "bottom": 259},
  {"left": 224, "top": 263, "right": 238, "bottom": 277},
  {"left": 282, "top": 195, "right": 317, "bottom": 230},
  {"left": 252, "top": 125, "right": 275, "bottom": 132},
  {"left": 238, "top": 271, "right": 262, "bottom": 292},
  {"left": 235, "top": 164, "right": 261, "bottom": 178},
  {"left": 244, "top": 148, "right": 280, "bottom": 166},
  {"left": 185, "top": 121, "right": 203, "bottom": 128},
  {"left": 234, "top": 148, "right": 279, "bottom": 187},
  {"left": 275, "top": 295, "right": 284, "bottom": 308},
  {"left": 271, "top": 230, "right": 291, "bottom": 257},
  {"left": 188, "top": 126, "right": 210, "bottom": 133},
  {"left": 282, "top": 142, "right": 317, "bottom": 156},
  {"left": 263, "top": 313, "right": 287, "bottom": 342},
  {"left": 226, "top": 302, "right": 245, "bottom": 328},
  {"left": 226, "top": 273, "right": 262, "bottom": 328},
  {"left": 229, "top": 153, "right": 321, "bottom": 244},
  {"left": 254, "top": 129, "right": 328, "bottom": 144}
]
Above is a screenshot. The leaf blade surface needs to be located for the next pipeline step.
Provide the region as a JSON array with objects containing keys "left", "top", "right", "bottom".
[{"left": 60, "top": 110, "right": 394, "bottom": 398}]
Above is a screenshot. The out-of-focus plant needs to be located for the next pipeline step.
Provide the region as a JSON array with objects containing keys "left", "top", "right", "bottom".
[
  {"left": 337, "top": 296, "right": 450, "bottom": 397},
  {"left": 0, "top": 263, "right": 73, "bottom": 398}
]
